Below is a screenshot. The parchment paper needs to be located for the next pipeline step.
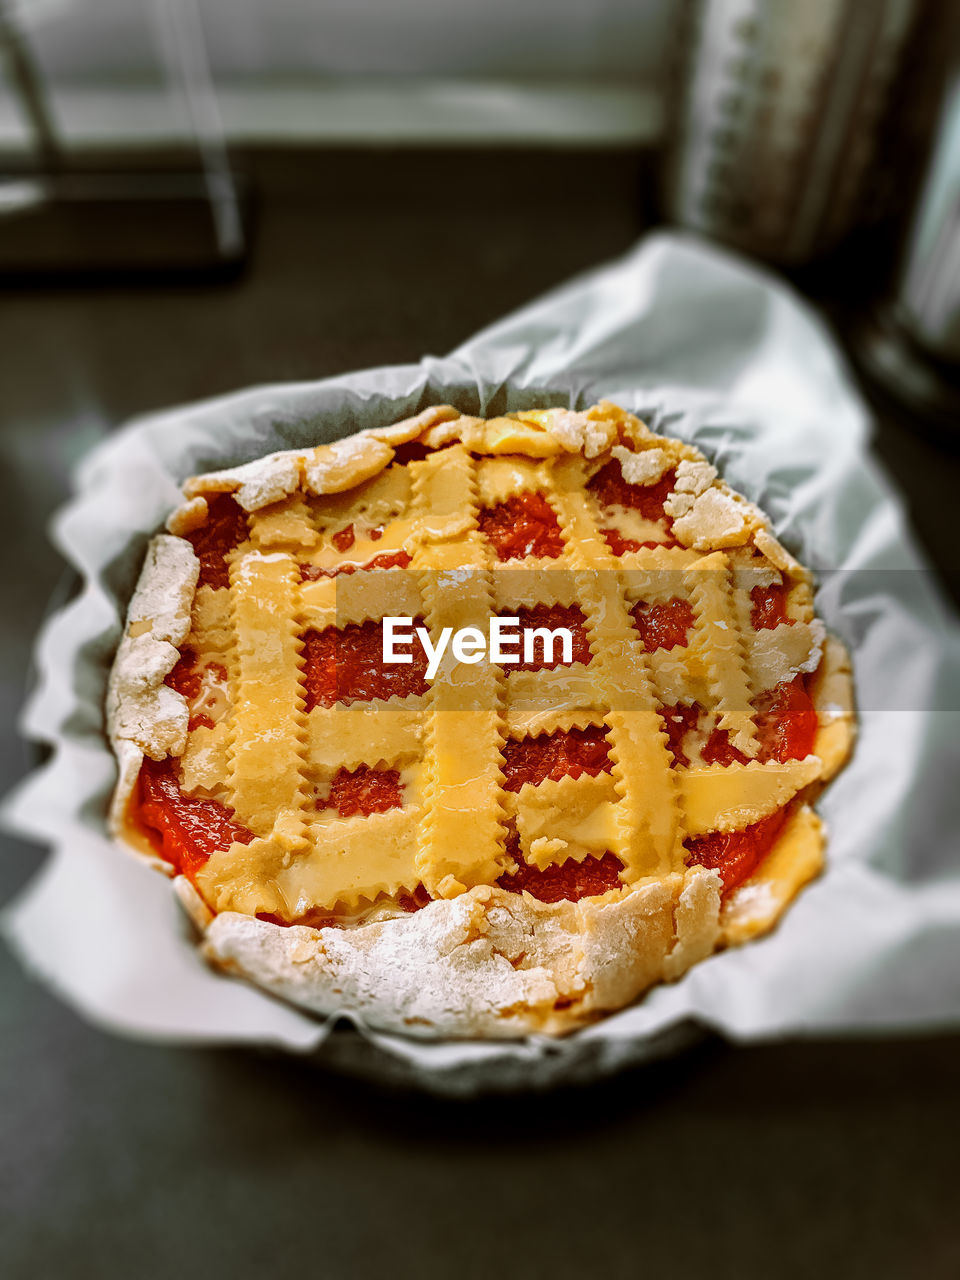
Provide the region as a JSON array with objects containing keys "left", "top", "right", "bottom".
[{"left": 5, "top": 230, "right": 960, "bottom": 1095}]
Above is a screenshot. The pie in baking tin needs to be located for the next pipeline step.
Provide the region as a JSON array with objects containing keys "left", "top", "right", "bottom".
[{"left": 107, "top": 402, "right": 855, "bottom": 1037}]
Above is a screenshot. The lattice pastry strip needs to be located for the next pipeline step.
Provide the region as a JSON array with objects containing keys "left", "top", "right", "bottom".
[
  {"left": 646, "top": 648, "right": 705, "bottom": 712},
  {"left": 503, "top": 665, "right": 604, "bottom": 740},
  {"left": 505, "top": 702, "right": 609, "bottom": 742},
  {"left": 277, "top": 810, "right": 421, "bottom": 912},
  {"left": 746, "top": 621, "right": 825, "bottom": 693},
  {"left": 545, "top": 459, "right": 682, "bottom": 879},
  {"left": 248, "top": 493, "right": 319, "bottom": 553},
  {"left": 187, "top": 585, "right": 234, "bottom": 654},
  {"left": 197, "top": 836, "right": 292, "bottom": 917},
  {"left": 409, "top": 444, "right": 479, "bottom": 544},
  {"left": 493, "top": 567, "right": 582, "bottom": 612},
  {"left": 299, "top": 568, "right": 422, "bottom": 632},
  {"left": 684, "top": 551, "right": 759, "bottom": 758},
  {"left": 305, "top": 698, "right": 423, "bottom": 771},
  {"left": 411, "top": 446, "right": 511, "bottom": 897},
  {"left": 224, "top": 550, "right": 311, "bottom": 842},
  {"left": 679, "top": 757, "right": 822, "bottom": 835},
  {"left": 619, "top": 545, "right": 706, "bottom": 603},
  {"left": 476, "top": 455, "right": 549, "bottom": 506},
  {"left": 308, "top": 462, "right": 414, "bottom": 535},
  {"left": 179, "top": 721, "right": 230, "bottom": 798},
  {"left": 508, "top": 772, "right": 620, "bottom": 869}
]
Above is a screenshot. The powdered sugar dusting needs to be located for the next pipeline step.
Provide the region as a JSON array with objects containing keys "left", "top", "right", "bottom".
[{"left": 611, "top": 444, "right": 670, "bottom": 485}]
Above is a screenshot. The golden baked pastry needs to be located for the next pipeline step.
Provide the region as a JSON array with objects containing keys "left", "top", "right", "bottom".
[{"left": 107, "top": 401, "right": 855, "bottom": 1037}]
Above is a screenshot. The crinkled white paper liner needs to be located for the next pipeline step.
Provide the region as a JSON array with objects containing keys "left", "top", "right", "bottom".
[{"left": 4, "top": 231, "right": 960, "bottom": 1095}]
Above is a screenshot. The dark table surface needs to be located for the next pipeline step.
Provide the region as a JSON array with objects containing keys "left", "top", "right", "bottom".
[{"left": 2, "top": 148, "right": 958, "bottom": 1280}]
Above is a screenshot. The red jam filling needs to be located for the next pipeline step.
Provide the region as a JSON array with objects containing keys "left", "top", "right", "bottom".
[
  {"left": 660, "top": 676, "right": 817, "bottom": 770},
  {"left": 316, "top": 764, "right": 404, "bottom": 817},
  {"left": 301, "top": 618, "right": 430, "bottom": 710},
  {"left": 164, "top": 649, "right": 228, "bottom": 732},
  {"left": 397, "top": 884, "right": 432, "bottom": 913},
  {"left": 754, "top": 675, "right": 817, "bottom": 763},
  {"left": 750, "top": 582, "right": 791, "bottom": 630},
  {"left": 165, "top": 647, "right": 204, "bottom": 700},
  {"left": 391, "top": 440, "right": 434, "bottom": 465},
  {"left": 659, "top": 702, "right": 701, "bottom": 768},
  {"left": 685, "top": 808, "right": 789, "bottom": 892},
  {"left": 700, "top": 727, "right": 749, "bottom": 768},
  {"left": 500, "top": 725, "right": 612, "bottom": 792},
  {"left": 631, "top": 597, "right": 696, "bottom": 652},
  {"left": 500, "top": 603, "right": 592, "bottom": 671},
  {"left": 588, "top": 461, "right": 677, "bottom": 521},
  {"left": 478, "top": 492, "right": 565, "bottom": 562},
  {"left": 601, "top": 528, "right": 674, "bottom": 556},
  {"left": 497, "top": 828, "right": 623, "bottom": 903},
  {"left": 132, "top": 757, "right": 254, "bottom": 882},
  {"left": 186, "top": 494, "right": 249, "bottom": 591}
]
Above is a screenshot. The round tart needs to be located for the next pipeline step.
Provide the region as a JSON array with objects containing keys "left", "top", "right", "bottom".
[{"left": 107, "top": 401, "right": 855, "bottom": 1037}]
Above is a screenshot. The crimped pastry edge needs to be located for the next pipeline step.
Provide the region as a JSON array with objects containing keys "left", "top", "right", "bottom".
[
  {"left": 198, "top": 868, "right": 725, "bottom": 1039},
  {"left": 106, "top": 533, "right": 199, "bottom": 847}
]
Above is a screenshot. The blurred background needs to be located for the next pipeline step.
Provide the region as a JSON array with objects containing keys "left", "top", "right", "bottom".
[{"left": 2, "top": 2, "right": 959, "bottom": 1276}]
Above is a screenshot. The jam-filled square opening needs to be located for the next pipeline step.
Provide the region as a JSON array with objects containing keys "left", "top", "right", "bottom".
[
  {"left": 496, "top": 823, "right": 623, "bottom": 903},
  {"left": 587, "top": 460, "right": 676, "bottom": 518},
  {"left": 478, "top": 492, "right": 565, "bottom": 562},
  {"left": 496, "top": 603, "right": 592, "bottom": 671},
  {"left": 630, "top": 597, "right": 695, "bottom": 651},
  {"left": 314, "top": 764, "right": 406, "bottom": 817},
  {"left": 186, "top": 493, "right": 250, "bottom": 591},
  {"left": 500, "top": 724, "right": 612, "bottom": 792},
  {"left": 301, "top": 617, "right": 430, "bottom": 709}
]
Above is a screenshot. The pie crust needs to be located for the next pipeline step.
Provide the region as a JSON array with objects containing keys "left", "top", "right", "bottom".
[{"left": 106, "top": 402, "right": 855, "bottom": 1038}]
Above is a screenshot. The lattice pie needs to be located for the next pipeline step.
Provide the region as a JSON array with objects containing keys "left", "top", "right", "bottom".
[{"left": 107, "top": 402, "right": 855, "bottom": 1037}]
